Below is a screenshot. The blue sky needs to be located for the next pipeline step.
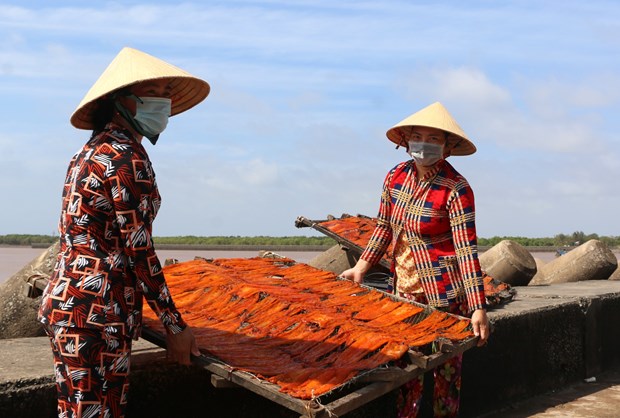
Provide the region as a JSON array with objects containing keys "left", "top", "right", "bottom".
[{"left": 1, "top": 1, "right": 619, "bottom": 238}]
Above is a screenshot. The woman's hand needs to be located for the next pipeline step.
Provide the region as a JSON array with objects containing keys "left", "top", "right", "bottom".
[
  {"left": 471, "top": 309, "right": 490, "bottom": 347},
  {"left": 340, "top": 267, "right": 365, "bottom": 284},
  {"left": 340, "top": 259, "right": 372, "bottom": 284},
  {"left": 165, "top": 326, "right": 201, "bottom": 365}
]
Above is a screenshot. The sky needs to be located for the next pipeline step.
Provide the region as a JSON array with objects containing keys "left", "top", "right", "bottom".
[{"left": 1, "top": 0, "right": 619, "bottom": 238}]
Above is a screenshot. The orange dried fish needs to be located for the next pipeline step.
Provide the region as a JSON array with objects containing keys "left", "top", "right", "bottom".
[{"left": 143, "top": 257, "right": 474, "bottom": 399}]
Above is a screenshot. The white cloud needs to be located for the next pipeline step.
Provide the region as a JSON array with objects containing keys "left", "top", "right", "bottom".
[
  {"left": 0, "top": 133, "right": 19, "bottom": 159},
  {"left": 396, "top": 65, "right": 620, "bottom": 154},
  {"left": 1, "top": 1, "right": 619, "bottom": 237},
  {"left": 238, "top": 158, "right": 279, "bottom": 186},
  {"left": 428, "top": 67, "right": 511, "bottom": 109}
]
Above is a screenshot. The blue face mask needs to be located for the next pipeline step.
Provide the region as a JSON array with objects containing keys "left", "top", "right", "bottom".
[
  {"left": 115, "top": 95, "right": 171, "bottom": 145},
  {"left": 407, "top": 140, "right": 444, "bottom": 167},
  {"left": 133, "top": 97, "right": 171, "bottom": 144}
]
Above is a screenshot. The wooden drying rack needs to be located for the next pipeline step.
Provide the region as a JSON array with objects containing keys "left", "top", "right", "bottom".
[
  {"left": 294, "top": 215, "right": 393, "bottom": 271},
  {"left": 141, "top": 281, "right": 477, "bottom": 418}
]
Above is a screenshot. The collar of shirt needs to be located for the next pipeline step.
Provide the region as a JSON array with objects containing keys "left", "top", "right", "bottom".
[
  {"left": 103, "top": 121, "right": 139, "bottom": 142},
  {"left": 412, "top": 158, "right": 446, "bottom": 183}
]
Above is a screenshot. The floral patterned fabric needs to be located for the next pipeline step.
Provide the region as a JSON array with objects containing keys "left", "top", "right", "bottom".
[
  {"left": 394, "top": 230, "right": 424, "bottom": 295},
  {"left": 396, "top": 293, "right": 468, "bottom": 418}
]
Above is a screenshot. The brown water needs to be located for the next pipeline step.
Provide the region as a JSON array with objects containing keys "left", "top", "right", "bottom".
[{"left": 0, "top": 247, "right": 324, "bottom": 284}]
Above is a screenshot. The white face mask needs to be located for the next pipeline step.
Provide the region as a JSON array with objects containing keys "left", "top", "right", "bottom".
[
  {"left": 133, "top": 97, "right": 172, "bottom": 143},
  {"left": 407, "top": 140, "right": 444, "bottom": 167}
]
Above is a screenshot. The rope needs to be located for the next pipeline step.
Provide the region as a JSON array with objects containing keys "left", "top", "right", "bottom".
[{"left": 303, "top": 390, "right": 338, "bottom": 418}]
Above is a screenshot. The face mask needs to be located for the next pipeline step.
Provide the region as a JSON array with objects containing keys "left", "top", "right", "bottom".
[
  {"left": 133, "top": 97, "right": 171, "bottom": 145},
  {"left": 407, "top": 140, "right": 444, "bottom": 167}
]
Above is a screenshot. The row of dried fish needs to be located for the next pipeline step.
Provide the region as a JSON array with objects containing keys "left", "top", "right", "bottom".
[{"left": 143, "top": 257, "right": 473, "bottom": 399}]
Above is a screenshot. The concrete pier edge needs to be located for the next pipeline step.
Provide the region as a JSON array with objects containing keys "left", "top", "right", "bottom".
[{"left": 3, "top": 280, "right": 620, "bottom": 417}]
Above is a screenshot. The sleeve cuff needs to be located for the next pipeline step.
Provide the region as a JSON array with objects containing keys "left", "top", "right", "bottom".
[{"left": 161, "top": 310, "right": 187, "bottom": 334}]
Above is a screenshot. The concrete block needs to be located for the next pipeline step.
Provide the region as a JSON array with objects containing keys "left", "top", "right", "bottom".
[
  {"left": 530, "top": 258, "right": 547, "bottom": 284},
  {"left": 306, "top": 244, "right": 356, "bottom": 274},
  {"left": 599, "top": 293, "right": 620, "bottom": 369},
  {"left": 529, "top": 240, "right": 618, "bottom": 286},
  {"left": 534, "top": 257, "right": 546, "bottom": 270},
  {"left": 479, "top": 240, "right": 537, "bottom": 286},
  {"left": 584, "top": 297, "right": 602, "bottom": 377},
  {"left": 461, "top": 280, "right": 620, "bottom": 417},
  {"left": 0, "top": 243, "right": 58, "bottom": 339},
  {"left": 461, "top": 298, "right": 585, "bottom": 418},
  {"left": 306, "top": 244, "right": 389, "bottom": 282}
]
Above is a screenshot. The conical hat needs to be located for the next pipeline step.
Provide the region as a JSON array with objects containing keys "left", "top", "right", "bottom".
[
  {"left": 386, "top": 102, "right": 476, "bottom": 156},
  {"left": 70, "top": 47, "right": 210, "bottom": 130}
]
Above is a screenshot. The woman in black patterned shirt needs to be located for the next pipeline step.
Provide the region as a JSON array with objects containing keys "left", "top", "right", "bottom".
[{"left": 39, "top": 47, "right": 210, "bottom": 418}]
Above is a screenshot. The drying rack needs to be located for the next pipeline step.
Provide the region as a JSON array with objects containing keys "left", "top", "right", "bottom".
[
  {"left": 294, "top": 215, "right": 381, "bottom": 266},
  {"left": 141, "top": 273, "right": 477, "bottom": 418}
]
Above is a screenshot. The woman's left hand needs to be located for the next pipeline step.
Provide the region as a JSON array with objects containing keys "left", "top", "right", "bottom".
[
  {"left": 471, "top": 309, "right": 490, "bottom": 347},
  {"left": 166, "top": 326, "right": 200, "bottom": 365}
]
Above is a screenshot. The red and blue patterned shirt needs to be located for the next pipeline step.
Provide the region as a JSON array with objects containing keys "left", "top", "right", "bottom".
[
  {"left": 39, "top": 122, "right": 186, "bottom": 339},
  {"left": 361, "top": 159, "right": 487, "bottom": 312}
]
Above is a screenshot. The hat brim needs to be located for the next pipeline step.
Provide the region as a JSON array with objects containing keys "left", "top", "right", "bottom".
[
  {"left": 69, "top": 47, "right": 210, "bottom": 130},
  {"left": 385, "top": 102, "right": 477, "bottom": 156},
  {"left": 70, "top": 76, "right": 210, "bottom": 130},
  {"left": 386, "top": 125, "right": 476, "bottom": 156}
]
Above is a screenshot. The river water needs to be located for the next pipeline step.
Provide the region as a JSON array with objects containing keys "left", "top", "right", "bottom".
[
  {"left": 2, "top": 246, "right": 617, "bottom": 285},
  {"left": 0, "top": 246, "right": 325, "bottom": 284}
]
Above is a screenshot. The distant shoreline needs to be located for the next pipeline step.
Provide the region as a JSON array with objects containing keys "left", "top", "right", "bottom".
[
  {"left": 24, "top": 243, "right": 335, "bottom": 252},
  {"left": 14, "top": 243, "right": 594, "bottom": 252}
]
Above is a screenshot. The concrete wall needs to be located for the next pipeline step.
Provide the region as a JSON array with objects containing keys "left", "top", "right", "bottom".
[{"left": 461, "top": 281, "right": 620, "bottom": 417}]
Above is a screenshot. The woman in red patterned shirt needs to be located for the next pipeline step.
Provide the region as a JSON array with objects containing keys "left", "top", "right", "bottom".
[
  {"left": 341, "top": 102, "right": 489, "bottom": 417},
  {"left": 38, "top": 47, "right": 210, "bottom": 418}
]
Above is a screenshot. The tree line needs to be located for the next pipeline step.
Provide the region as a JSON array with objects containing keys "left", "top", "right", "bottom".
[
  {"left": 477, "top": 231, "right": 619, "bottom": 248},
  {"left": 153, "top": 235, "right": 335, "bottom": 246},
  {"left": 1, "top": 232, "right": 618, "bottom": 248},
  {"left": 0, "top": 234, "right": 336, "bottom": 247}
]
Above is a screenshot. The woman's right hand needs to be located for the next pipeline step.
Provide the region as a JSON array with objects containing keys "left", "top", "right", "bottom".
[
  {"left": 340, "top": 267, "right": 365, "bottom": 283},
  {"left": 340, "top": 259, "right": 372, "bottom": 284}
]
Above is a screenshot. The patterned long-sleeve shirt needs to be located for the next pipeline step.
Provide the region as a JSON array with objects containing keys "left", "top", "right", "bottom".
[
  {"left": 361, "top": 159, "right": 487, "bottom": 312},
  {"left": 38, "top": 122, "right": 186, "bottom": 339}
]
